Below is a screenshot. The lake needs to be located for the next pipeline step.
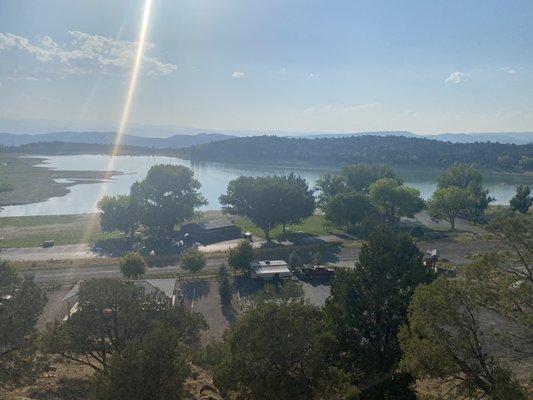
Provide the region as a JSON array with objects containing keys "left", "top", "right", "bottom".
[{"left": 0, "top": 154, "right": 526, "bottom": 217}]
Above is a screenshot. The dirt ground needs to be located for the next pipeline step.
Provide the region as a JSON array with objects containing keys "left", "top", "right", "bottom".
[
  {"left": 180, "top": 281, "right": 233, "bottom": 344},
  {"left": 2, "top": 361, "right": 94, "bottom": 400}
]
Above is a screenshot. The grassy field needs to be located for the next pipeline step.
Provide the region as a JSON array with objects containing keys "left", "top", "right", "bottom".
[
  {"left": 232, "top": 214, "right": 336, "bottom": 239},
  {"left": 0, "top": 211, "right": 336, "bottom": 248},
  {"left": 0, "top": 213, "right": 120, "bottom": 248}
]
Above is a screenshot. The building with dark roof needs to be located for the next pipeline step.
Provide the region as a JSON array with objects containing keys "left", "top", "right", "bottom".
[{"left": 180, "top": 218, "right": 242, "bottom": 244}]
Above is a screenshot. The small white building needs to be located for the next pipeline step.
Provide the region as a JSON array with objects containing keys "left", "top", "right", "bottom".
[{"left": 250, "top": 260, "right": 293, "bottom": 280}]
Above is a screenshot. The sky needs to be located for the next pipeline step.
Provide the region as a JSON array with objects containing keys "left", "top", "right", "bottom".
[{"left": 0, "top": 0, "right": 532, "bottom": 136}]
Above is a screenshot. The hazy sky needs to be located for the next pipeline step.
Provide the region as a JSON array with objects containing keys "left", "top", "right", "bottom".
[{"left": 1, "top": 0, "right": 532, "bottom": 134}]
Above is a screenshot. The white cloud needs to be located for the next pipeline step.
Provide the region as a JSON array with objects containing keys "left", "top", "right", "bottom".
[
  {"left": 232, "top": 71, "right": 245, "bottom": 79},
  {"left": 308, "top": 73, "right": 320, "bottom": 78},
  {"left": 444, "top": 71, "right": 470, "bottom": 84},
  {"left": 498, "top": 66, "right": 517, "bottom": 74},
  {"left": 0, "top": 31, "right": 176, "bottom": 76}
]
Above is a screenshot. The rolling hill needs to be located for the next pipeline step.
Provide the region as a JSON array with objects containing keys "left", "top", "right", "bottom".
[{"left": 0, "top": 131, "right": 234, "bottom": 149}]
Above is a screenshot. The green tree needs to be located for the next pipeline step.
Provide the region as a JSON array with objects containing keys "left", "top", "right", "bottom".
[
  {"left": 214, "top": 302, "right": 332, "bottom": 400},
  {"left": 91, "top": 324, "right": 190, "bottom": 400},
  {"left": 342, "top": 164, "right": 397, "bottom": 194},
  {"left": 400, "top": 278, "right": 526, "bottom": 399},
  {"left": 227, "top": 240, "right": 254, "bottom": 273},
  {"left": 314, "top": 164, "right": 397, "bottom": 210},
  {"left": 42, "top": 279, "right": 206, "bottom": 371},
  {"left": 324, "top": 227, "right": 434, "bottom": 389},
  {"left": 131, "top": 165, "right": 207, "bottom": 237},
  {"left": 97, "top": 194, "right": 138, "bottom": 238},
  {"left": 0, "top": 262, "right": 46, "bottom": 386},
  {"left": 277, "top": 174, "right": 315, "bottom": 234},
  {"left": 509, "top": 184, "right": 531, "bottom": 214},
  {"left": 466, "top": 213, "right": 532, "bottom": 358},
  {"left": 314, "top": 173, "right": 347, "bottom": 209},
  {"left": 427, "top": 186, "right": 472, "bottom": 230},
  {"left": 325, "top": 191, "right": 378, "bottom": 232},
  {"left": 437, "top": 164, "right": 494, "bottom": 221},
  {"left": 217, "top": 263, "right": 233, "bottom": 305},
  {"left": 368, "top": 178, "right": 425, "bottom": 225},
  {"left": 220, "top": 175, "right": 313, "bottom": 240},
  {"left": 180, "top": 248, "right": 206, "bottom": 274},
  {"left": 120, "top": 252, "right": 147, "bottom": 279},
  {"left": 288, "top": 250, "right": 302, "bottom": 270}
]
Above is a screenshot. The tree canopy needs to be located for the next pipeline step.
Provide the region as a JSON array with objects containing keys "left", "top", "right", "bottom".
[
  {"left": 427, "top": 186, "right": 472, "bottom": 230},
  {"left": 120, "top": 252, "right": 147, "bottom": 279},
  {"left": 42, "top": 279, "right": 206, "bottom": 371},
  {"left": 220, "top": 175, "right": 314, "bottom": 240},
  {"left": 436, "top": 164, "right": 494, "bottom": 221},
  {"left": 91, "top": 324, "right": 191, "bottom": 400},
  {"left": 509, "top": 184, "right": 532, "bottom": 214},
  {"left": 400, "top": 278, "right": 526, "bottom": 399},
  {"left": 177, "top": 135, "right": 533, "bottom": 172},
  {"left": 466, "top": 213, "right": 532, "bottom": 359},
  {"left": 324, "top": 191, "right": 378, "bottom": 232},
  {"left": 180, "top": 247, "right": 206, "bottom": 274},
  {"left": 368, "top": 178, "right": 425, "bottom": 224},
  {"left": 97, "top": 164, "right": 206, "bottom": 239},
  {"left": 324, "top": 226, "right": 434, "bottom": 388},
  {"left": 0, "top": 262, "right": 46, "bottom": 386},
  {"left": 342, "top": 164, "right": 398, "bottom": 193},
  {"left": 97, "top": 194, "right": 138, "bottom": 237},
  {"left": 276, "top": 173, "right": 315, "bottom": 233},
  {"left": 131, "top": 164, "right": 207, "bottom": 237},
  {"left": 214, "top": 302, "right": 345, "bottom": 400},
  {"left": 315, "top": 164, "right": 398, "bottom": 209},
  {"left": 227, "top": 240, "right": 254, "bottom": 273}
]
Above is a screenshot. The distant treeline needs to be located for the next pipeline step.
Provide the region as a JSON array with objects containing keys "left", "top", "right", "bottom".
[
  {"left": 0, "top": 141, "right": 157, "bottom": 156},
  {"left": 2, "top": 136, "right": 532, "bottom": 172},
  {"left": 177, "top": 135, "right": 533, "bottom": 171}
]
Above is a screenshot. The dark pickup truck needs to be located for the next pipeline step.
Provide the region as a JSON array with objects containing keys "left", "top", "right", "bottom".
[{"left": 304, "top": 265, "right": 335, "bottom": 278}]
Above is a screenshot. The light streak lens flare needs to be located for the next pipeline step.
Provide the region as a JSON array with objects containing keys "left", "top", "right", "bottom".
[
  {"left": 81, "top": 0, "right": 153, "bottom": 244},
  {"left": 113, "top": 0, "right": 153, "bottom": 157}
]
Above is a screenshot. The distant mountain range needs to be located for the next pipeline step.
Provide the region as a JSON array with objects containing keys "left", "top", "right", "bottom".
[
  {"left": 0, "top": 130, "right": 531, "bottom": 148},
  {"left": 0, "top": 131, "right": 234, "bottom": 149}
]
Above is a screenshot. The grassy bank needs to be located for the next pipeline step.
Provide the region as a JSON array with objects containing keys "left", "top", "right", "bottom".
[
  {"left": 0, "top": 212, "right": 336, "bottom": 248},
  {"left": 232, "top": 214, "right": 335, "bottom": 239},
  {"left": 0, "top": 213, "right": 120, "bottom": 248}
]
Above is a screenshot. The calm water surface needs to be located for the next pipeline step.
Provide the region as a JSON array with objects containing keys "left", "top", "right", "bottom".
[{"left": 1, "top": 154, "right": 524, "bottom": 217}]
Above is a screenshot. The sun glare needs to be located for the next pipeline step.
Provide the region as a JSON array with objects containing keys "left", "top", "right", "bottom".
[{"left": 81, "top": 0, "right": 153, "bottom": 242}]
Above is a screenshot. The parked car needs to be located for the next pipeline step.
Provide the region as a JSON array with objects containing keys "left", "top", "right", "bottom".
[
  {"left": 304, "top": 265, "right": 335, "bottom": 278},
  {"left": 42, "top": 240, "right": 55, "bottom": 248}
]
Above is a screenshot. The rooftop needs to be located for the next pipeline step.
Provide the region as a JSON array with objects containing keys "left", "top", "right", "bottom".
[
  {"left": 250, "top": 260, "right": 288, "bottom": 268},
  {"left": 198, "top": 219, "right": 236, "bottom": 231},
  {"left": 61, "top": 279, "right": 177, "bottom": 302}
]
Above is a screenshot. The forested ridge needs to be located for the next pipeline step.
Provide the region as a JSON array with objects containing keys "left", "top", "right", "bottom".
[{"left": 177, "top": 135, "right": 533, "bottom": 171}]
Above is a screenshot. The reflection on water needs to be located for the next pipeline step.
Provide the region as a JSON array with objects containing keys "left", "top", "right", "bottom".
[{"left": 0, "top": 154, "right": 524, "bottom": 217}]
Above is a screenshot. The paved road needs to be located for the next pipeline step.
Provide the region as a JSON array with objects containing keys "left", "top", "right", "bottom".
[
  {"left": 23, "top": 249, "right": 360, "bottom": 285},
  {"left": 21, "top": 237, "right": 495, "bottom": 285},
  {"left": 1, "top": 244, "right": 99, "bottom": 262}
]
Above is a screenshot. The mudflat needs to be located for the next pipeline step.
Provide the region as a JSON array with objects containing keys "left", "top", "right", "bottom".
[{"left": 0, "top": 153, "right": 120, "bottom": 207}]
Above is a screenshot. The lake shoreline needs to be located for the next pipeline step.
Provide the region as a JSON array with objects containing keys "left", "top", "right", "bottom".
[
  {"left": 1, "top": 153, "right": 531, "bottom": 217},
  {"left": 0, "top": 154, "right": 123, "bottom": 208}
]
